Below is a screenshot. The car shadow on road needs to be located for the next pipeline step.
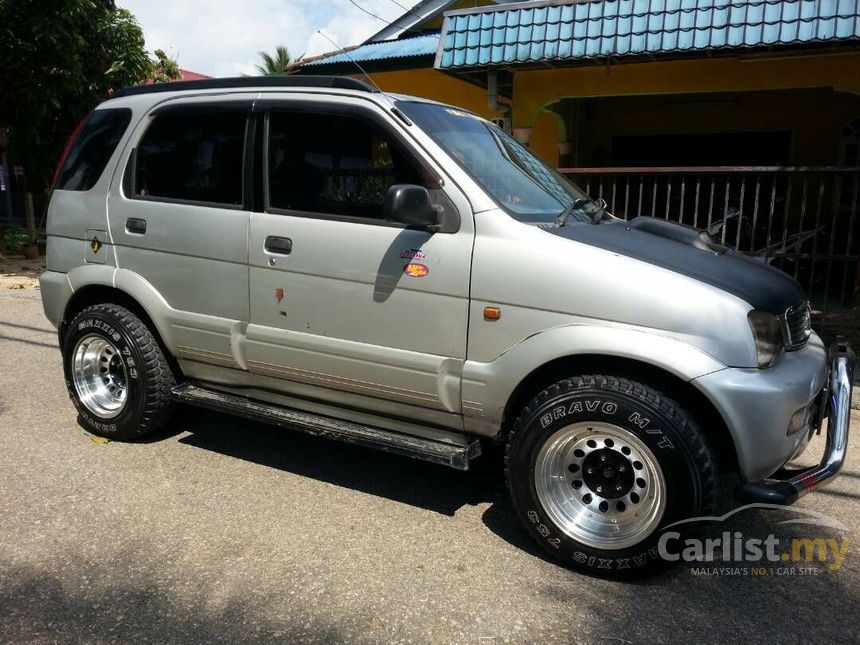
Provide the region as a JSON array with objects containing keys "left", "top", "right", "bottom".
[
  {"left": 172, "top": 406, "right": 508, "bottom": 517},
  {"left": 167, "top": 406, "right": 860, "bottom": 588},
  {"left": 171, "top": 405, "right": 570, "bottom": 566}
]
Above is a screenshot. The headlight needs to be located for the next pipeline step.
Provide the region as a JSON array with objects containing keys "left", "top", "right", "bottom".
[{"left": 747, "top": 311, "right": 783, "bottom": 368}]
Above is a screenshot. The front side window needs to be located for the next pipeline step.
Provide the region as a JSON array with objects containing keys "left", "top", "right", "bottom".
[
  {"left": 397, "top": 101, "right": 593, "bottom": 225},
  {"left": 56, "top": 108, "right": 132, "bottom": 191},
  {"left": 134, "top": 108, "right": 246, "bottom": 206},
  {"left": 267, "top": 110, "right": 423, "bottom": 220}
]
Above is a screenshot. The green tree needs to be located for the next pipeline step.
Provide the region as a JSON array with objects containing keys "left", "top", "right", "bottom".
[
  {"left": 0, "top": 0, "right": 158, "bottom": 236},
  {"left": 149, "top": 49, "right": 181, "bottom": 84},
  {"left": 255, "top": 46, "right": 297, "bottom": 75}
]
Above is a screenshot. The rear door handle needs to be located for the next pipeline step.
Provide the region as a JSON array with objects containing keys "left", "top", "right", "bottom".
[
  {"left": 126, "top": 218, "right": 147, "bottom": 235},
  {"left": 265, "top": 236, "right": 292, "bottom": 255}
]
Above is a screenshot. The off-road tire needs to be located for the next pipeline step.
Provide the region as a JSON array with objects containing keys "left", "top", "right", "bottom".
[
  {"left": 62, "top": 304, "right": 176, "bottom": 440},
  {"left": 506, "top": 374, "right": 717, "bottom": 578}
]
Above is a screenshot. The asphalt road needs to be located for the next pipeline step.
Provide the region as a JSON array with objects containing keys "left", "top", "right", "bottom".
[{"left": 1, "top": 288, "right": 859, "bottom": 644}]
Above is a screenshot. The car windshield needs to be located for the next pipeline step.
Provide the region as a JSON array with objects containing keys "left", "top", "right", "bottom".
[{"left": 397, "top": 100, "right": 593, "bottom": 225}]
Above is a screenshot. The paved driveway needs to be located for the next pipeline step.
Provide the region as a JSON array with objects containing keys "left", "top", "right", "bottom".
[{"left": 1, "top": 289, "right": 858, "bottom": 643}]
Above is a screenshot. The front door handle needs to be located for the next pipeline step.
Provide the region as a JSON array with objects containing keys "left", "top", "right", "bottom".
[
  {"left": 265, "top": 236, "right": 292, "bottom": 255},
  {"left": 126, "top": 218, "right": 147, "bottom": 235}
]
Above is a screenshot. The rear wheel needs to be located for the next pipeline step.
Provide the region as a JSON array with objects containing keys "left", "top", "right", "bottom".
[
  {"left": 506, "top": 374, "right": 717, "bottom": 578},
  {"left": 63, "top": 304, "right": 176, "bottom": 440}
]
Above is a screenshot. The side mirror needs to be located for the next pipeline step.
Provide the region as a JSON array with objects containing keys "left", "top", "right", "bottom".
[{"left": 383, "top": 184, "right": 439, "bottom": 229}]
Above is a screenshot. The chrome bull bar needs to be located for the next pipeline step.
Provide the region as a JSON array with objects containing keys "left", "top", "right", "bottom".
[{"left": 736, "top": 338, "right": 854, "bottom": 505}]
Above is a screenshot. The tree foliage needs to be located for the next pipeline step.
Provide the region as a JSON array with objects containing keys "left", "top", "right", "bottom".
[
  {"left": 0, "top": 0, "right": 157, "bottom": 194},
  {"left": 149, "top": 49, "right": 181, "bottom": 84},
  {"left": 255, "top": 46, "right": 298, "bottom": 76}
]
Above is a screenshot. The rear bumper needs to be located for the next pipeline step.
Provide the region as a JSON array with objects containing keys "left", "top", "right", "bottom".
[
  {"left": 736, "top": 339, "right": 854, "bottom": 505},
  {"left": 39, "top": 270, "right": 72, "bottom": 330}
]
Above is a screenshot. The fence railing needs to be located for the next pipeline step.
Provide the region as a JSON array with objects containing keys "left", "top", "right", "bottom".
[{"left": 558, "top": 166, "right": 860, "bottom": 345}]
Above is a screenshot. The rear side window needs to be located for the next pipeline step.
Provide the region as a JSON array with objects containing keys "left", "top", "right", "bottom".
[
  {"left": 56, "top": 108, "right": 132, "bottom": 191},
  {"left": 134, "top": 108, "right": 247, "bottom": 206}
]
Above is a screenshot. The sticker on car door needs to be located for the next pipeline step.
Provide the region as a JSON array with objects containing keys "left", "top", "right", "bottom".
[{"left": 403, "top": 263, "right": 430, "bottom": 277}]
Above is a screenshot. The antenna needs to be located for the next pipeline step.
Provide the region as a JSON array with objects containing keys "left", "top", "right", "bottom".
[{"left": 315, "top": 30, "right": 395, "bottom": 108}]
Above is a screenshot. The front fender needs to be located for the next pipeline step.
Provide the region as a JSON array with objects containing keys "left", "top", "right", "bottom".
[{"left": 461, "top": 324, "right": 727, "bottom": 436}]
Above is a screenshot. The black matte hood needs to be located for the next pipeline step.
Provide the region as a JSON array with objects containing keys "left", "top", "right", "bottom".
[{"left": 546, "top": 216, "right": 805, "bottom": 313}]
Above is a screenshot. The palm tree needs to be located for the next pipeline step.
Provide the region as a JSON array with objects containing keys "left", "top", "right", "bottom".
[{"left": 255, "top": 46, "right": 296, "bottom": 75}]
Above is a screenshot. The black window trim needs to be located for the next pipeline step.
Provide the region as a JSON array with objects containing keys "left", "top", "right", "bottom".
[
  {"left": 126, "top": 101, "right": 254, "bottom": 212},
  {"left": 260, "top": 100, "right": 457, "bottom": 231}
]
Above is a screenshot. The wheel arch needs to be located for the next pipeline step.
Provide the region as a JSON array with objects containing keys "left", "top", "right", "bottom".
[
  {"left": 499, "top": 354, "right": 739, "bottom": 475},
  {"left": 60, "top": 279, "right": 181, "bottom": 378}
]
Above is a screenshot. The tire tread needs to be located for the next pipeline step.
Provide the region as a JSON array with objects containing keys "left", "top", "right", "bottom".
[
  {"left": 504, "top": 374, "right": 718, "bottom": 569},
  {"left": 67, "top": 304, "right": 175, "bottom": 439}
]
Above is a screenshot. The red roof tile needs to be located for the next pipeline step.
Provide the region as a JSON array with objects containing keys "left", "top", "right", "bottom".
[
  {"left": 178, "top": 69, "right": 211, "bottom": 81},
  {"left": 144, "top": 69, "right": 212, "bottom": 84}
]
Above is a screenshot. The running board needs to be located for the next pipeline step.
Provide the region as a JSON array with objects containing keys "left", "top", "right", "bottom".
[{"left": 171, "top": 383, "right": 481, "bottom": 470}]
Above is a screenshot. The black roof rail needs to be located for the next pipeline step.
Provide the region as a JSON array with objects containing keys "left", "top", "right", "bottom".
[{"left": 112, "top": 75, "right": 378, "bottom": 99}]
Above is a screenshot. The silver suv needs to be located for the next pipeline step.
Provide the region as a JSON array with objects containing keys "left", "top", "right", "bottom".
[{"left": 41, "top": 76, "right": 853, "bottom": 578}]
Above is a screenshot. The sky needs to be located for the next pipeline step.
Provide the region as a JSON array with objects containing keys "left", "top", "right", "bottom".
[{"left": 117, "top": 0, "right": 421, "bottom": 78}]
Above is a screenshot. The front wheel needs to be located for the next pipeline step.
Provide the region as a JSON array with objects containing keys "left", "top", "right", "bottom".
[{"left": 506, "top": 374, "right": 717, "bottom": 578}]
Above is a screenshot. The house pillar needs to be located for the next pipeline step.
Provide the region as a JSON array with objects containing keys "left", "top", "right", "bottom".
[
  {"left": 512, "top": 127, "right": 532, "bottom": 146},
  {"left": 557, "top": 142, "right": 573, "bottom": 168}
]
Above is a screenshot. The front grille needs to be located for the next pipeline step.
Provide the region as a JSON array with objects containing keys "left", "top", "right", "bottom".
[{"left": 782, "top": 300, "right": 812, "bottom": 351}]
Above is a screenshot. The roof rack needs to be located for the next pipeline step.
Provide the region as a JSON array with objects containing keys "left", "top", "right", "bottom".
[{"left": 112, "top": 75, "right": 378, "bottom": 98}]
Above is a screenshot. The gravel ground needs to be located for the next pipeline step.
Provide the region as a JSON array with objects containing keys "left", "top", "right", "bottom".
[
  {"left": 1, "top": 289, "right": 858, "bottom": 644},
  {"left": 0, "top": 255, "right": 44, "bottom": 290}
]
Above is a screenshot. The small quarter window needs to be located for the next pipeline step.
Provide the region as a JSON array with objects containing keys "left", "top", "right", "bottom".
[
  {"left": 56, "top": 108, "right": 132, "bottom": 191},
  {"left": 135, "top": 109, "right": 246, "bottom": 206},
  {"left": 267, "top": 110, "right": 423, "bottom": 220}
]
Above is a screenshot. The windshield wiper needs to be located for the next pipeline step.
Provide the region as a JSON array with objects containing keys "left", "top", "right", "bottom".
[
  {"left": 554, "top": 198, "right": 587, "bottom": 228},
  {"left": 554, "top": 198, "right": 607, "bottom": 227}
]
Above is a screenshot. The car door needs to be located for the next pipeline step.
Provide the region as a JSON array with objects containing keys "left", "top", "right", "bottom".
[
  {"left": 245, "top": 97, "right": 474, "bottom": 427},
  {"left": 107, "top": 99, "right": 251, "bottom": 370}
]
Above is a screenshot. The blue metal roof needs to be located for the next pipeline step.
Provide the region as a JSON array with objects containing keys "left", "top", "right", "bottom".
[
  {"left": 436, "top": 0, "right": 860, "bottom": 69},
  {"left": 305, "top": 34, "right": 440, "bottom": 67}
]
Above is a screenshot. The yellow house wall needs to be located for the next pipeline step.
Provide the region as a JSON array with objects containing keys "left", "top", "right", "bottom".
[
  {"left": 530, "top": 111, "right": 560, "bottom": 165},
  {"left": 367, "top": 69, "right": 560, "bottom": 165},
  {"left": 366, "top": 69, "right": 498, "bottom": 118},
  {"left": 509, "top": 52, "right": 860, "bottom": 166},
  {"left": 512, "top": 51, "right": 860, "bottom": 127}
]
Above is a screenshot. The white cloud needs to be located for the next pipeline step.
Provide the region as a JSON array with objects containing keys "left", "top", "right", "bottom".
[
  {"left": 118, "top": 0, "right": 420, "bottom": 77},
  {"left": 305, "top": 2, "right": 394, "bottom": 58}
]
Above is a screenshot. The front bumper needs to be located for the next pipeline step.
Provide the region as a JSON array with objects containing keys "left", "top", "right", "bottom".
[{"left": 736, "top": 339, "right": 854, "bottom": 505}]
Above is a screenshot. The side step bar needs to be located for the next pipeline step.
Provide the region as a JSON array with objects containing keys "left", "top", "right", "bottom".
[{"left": 171, "top": 383, "right": 482, "bottom": 470}]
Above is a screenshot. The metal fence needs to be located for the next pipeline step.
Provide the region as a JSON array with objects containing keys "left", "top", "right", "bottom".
[{"left": 558, "top": 166, "right": 860, "bottom": 345}]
